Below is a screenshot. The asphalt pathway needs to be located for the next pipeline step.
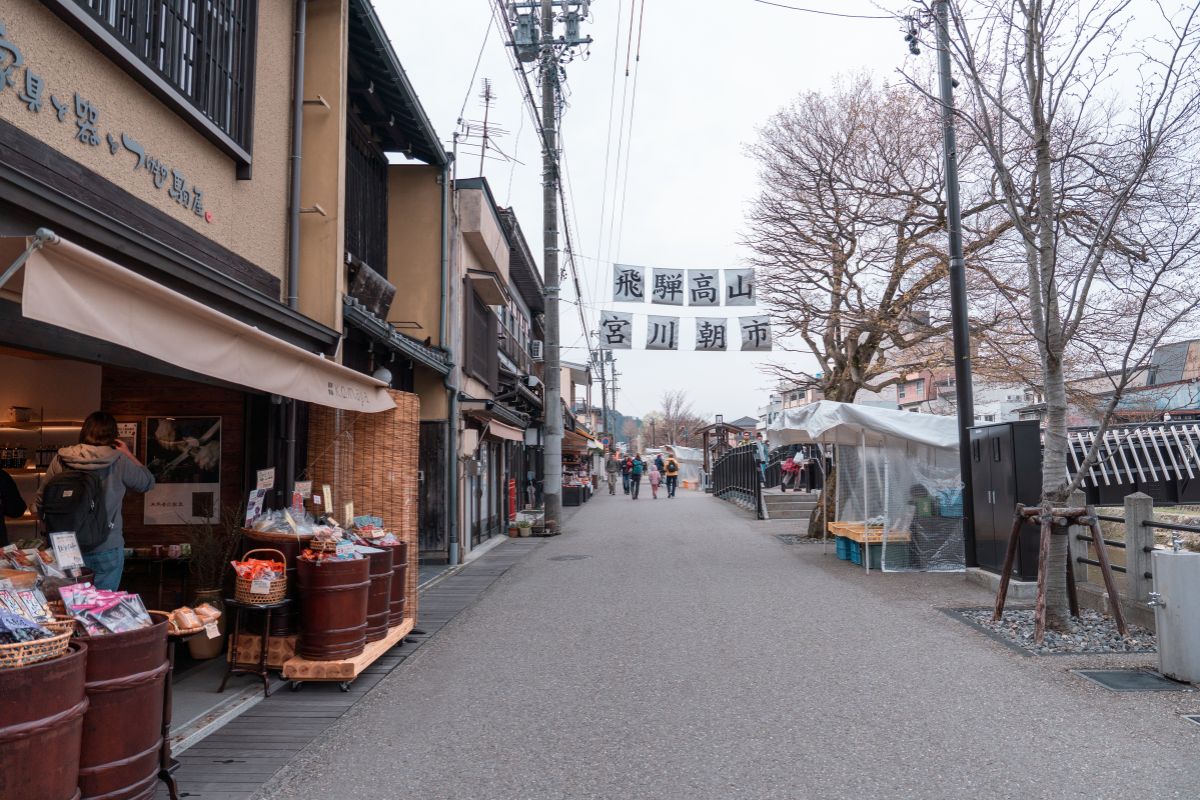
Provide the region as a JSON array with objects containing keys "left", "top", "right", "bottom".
[{"left": 258, "top": 489, "right": 1200, "bottom": 800}]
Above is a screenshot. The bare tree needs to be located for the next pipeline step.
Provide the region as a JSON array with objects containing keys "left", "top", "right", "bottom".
[
  {"left": 933, "top": 0, "right": 1200, "bottom": 629},
  {"left": 745, "top": 74, "right": 1012, "bottom": 404}
]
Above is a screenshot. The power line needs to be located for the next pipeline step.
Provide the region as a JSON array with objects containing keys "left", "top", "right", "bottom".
[
  {"left": 747, "top": 0, "right": 895, "bottom": 19},
  {"left": 612, "top": 0, "right": 646, "bottom": 269},
  {"left": 458, "top": 11, "right": 497, "bottom": 125}
]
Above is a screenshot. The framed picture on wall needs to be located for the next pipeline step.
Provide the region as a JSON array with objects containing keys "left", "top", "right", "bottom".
[{"left": 143, "top": 417, "right": 222, "bottom": 525}]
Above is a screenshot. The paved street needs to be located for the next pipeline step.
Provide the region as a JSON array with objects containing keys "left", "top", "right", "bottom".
[{"left": 259, "top": 490, "right": 1200, "bottom": 800}]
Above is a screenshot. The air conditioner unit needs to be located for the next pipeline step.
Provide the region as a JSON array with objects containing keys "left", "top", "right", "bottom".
[{"left": 531, "top": 340, "right": 544, "bottom": 361}]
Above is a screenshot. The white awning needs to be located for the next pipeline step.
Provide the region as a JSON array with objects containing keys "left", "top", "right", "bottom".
[
  {"left": 21, "top": 236, "right": 395, "bottom": 413},
  {"left": 484, "top": 421, "right": 525, "bottom": 443},
  {"left": 769, "top": 400, "right": 960, "bottom": 450}
]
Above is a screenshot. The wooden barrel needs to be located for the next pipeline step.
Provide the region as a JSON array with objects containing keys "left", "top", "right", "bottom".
[
  {"left": 0, "top": 642, "right": 89, "bottom": 800},
  {"left": 386, "top": 541, "right": 409, "bottom": 627},
  {"left": 241, "top": 528, "right": 312, "bottom": 635},
  {"left": 363, "top": 546, "right": 394, "bottom": 642},
  {"left": 78, "top": 616, "right": 169, "bottom": 800},
  {"left": 297, "top": 557, "right": 370, "bottom": 661}
]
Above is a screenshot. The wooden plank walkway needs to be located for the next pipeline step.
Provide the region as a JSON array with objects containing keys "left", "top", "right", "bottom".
[{"left": 154, "top": 538, "right": 544, "bottom": 800}]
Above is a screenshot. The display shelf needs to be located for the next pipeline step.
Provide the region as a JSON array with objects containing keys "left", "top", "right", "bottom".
[
  {"left": 0, "top": 419, "right": 83, "bottom": 431},
  {"left": 282, "top": 618, "right": 413, "bottom": 684}
]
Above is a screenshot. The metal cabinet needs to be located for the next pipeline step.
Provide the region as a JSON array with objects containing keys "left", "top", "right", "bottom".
[{"left": 969, "top": 421, "right": 1042, "bottom": 580}]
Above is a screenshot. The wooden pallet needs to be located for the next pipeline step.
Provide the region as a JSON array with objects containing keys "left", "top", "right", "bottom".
[{"left": 281, "top": 619, "right": 413, "bottom": 682}]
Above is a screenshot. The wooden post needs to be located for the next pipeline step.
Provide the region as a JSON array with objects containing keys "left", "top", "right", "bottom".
[
  {"left": 1123, "top": 492, "right": 1154, "bottom": 604},
  {"left": 992, "top": 506, "right": 1026, "bottom": 620},
  {"left": 1087, "top": 511, "right": 1129, "bottom": 637},
  {"left": 1065, "top": 490, "right": 1086, "bottom": 618},
  {"left": 1034, "top": 512, "right": 1052, "bottom": 644}
]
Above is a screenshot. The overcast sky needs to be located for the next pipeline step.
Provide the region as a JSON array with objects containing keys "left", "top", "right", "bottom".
[{"left": 381, "top": 0, "right": 913, "bottom": 422}]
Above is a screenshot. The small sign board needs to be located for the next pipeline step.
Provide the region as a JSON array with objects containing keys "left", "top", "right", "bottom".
[
  {"left": 49, "top": 532, "right": 86, "bottom": 571},
  {"left": 256, "top": 468, "right": 276, "bottom": 491}
]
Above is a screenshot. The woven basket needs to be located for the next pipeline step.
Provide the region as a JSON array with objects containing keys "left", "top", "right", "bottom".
[
  {"left": 0, "top": 628, "right": 73, "bottom": 670},
  {"left": 234, "top": 548, "right": 288, "bottom": 604},
  {"left": 309, "top": 539, "right": 339, "bottom": 554},
  {"left": 239, "top": 527, "right": 315, "bottom": 543}
]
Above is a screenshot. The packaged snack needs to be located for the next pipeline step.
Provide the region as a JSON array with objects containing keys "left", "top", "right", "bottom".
[
  {"left": 171, "top": 606, "right": 202, "bottom": 630},
  {"left": 0, "top": 609, "right": 52, "bottom": 644},
  {"left": 194, "top": 603, "right": 221, "bottom": 624}
]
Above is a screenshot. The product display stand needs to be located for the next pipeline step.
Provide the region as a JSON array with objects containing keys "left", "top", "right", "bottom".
[
  {"left": 220, "top": 598, "right": 292, "bottom": 698},
  {"left": 160, "top": 631, "right": 190, "bottom": 800},
  {"left": 283, "top": 618, "right": 413, "bottom": 692}
]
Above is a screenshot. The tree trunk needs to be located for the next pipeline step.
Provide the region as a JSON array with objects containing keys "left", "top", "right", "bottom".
[
  {"left": 807, "top": 467, "right": 836, "bottom": 538},
  {"left": 1041, "top": 353, "right": 1072, "bottom": 630}
]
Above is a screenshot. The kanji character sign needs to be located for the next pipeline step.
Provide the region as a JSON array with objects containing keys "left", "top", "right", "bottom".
[
  {"left": 599, "top": 311, "right": 633, "bottom": 349},
  {"left": 612, "top": 264, "right": 645, "bottom": 302},
  {"left": 739, "top": 315, "right": 772, "bottom": 351},
  {"left": 695, "top": 318, "right": 728, "bottom": 351},
  {"left": 651, "top": 269, "right": 684, "bottom": 306},
  {"left": 646, "top": 315, "right": 679, "bottom": 350},
  {"left": 688, "top": 270, "right": 720, "bottom": 306},
  {"left": 725, "top": 268, "right": 756, "bottom": 306}
]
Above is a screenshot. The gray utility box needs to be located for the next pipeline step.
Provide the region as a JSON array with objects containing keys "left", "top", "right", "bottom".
[{"left": 1151, "top": 550, "right": 1200, "bottom": 683}]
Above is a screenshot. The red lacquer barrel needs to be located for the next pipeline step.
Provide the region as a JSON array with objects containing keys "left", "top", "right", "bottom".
[
  {"left": 387, "top": 541, "right": 409, "bottom": 627},
  {"left": 0, "top": 642, "right": 89, "bottom": 800},
  {"left": 297, "top": 557, "right": 370, "bottom": 660},
  {"left": 78, "top": 616, "right": 170, "bottom": 800},
  {"left": 363, "top": 546, "right": 393, "bottom": 642}
]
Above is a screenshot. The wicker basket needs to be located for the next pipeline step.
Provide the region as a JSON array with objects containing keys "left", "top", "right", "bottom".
[
  {"left": 308, "top": 539, "right": 340, "bottom": 554},
  {"left": 239, "top": 527, "right": 315, "bottom": 544},
  {"left": 234, "top": 548, "right": 288, "bottom": 604},
  {"left": 0, "top": 628, "right": 73, "bottom": 670}
]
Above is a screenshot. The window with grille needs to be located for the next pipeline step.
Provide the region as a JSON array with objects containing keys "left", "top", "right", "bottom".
[{"left": 53, "top": 0, "right": 258, "bottom": 155}]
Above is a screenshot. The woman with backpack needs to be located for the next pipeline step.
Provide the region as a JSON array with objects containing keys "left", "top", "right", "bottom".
[
  {"left": 35, "top": 411, "right": 155, "bottom": 590},
  {"left": 663, "top": 456, "right": 680, "bottom": 498},
  {"left": 629, "top": 454, "right": 645, "bottom": 500}
]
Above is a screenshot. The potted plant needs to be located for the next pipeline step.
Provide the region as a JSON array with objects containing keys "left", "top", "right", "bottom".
[
  {"left": 181, "top": 509, "right": 241, "bottom": 659},
  {"left": 516, "top": 519, "right": 533, "bottom": 538}
]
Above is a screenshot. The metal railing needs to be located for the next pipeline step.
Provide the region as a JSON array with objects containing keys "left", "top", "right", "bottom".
[{"left": 711, "top": 443, "right": 764, "bottom": 519}]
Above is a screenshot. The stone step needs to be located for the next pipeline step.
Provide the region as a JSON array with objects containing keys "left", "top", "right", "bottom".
[
  {"left": 763, "top": 497, "right": 818, "bottom": 509},
  {"left": 765, "top": 509, "right": 816, "bottom": 520}
]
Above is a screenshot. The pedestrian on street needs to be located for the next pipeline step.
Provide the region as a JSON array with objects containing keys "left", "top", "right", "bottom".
[
  {"left": 605, "top": 451, "right": 622, "bottom": 495},
  {"left": 648, "top": 461, "right": 662, "bottom": 498},
  {"left": 780, "top": 453, "right": 799, "bottom": 492},
  {"left": 629, "top": 454, "right": 645, "bottom": 499},
  {"left": 654, "top": 453, "right": 665, "bottom": 474},
  {"left": 664, "top": 455, "right": 680, "bottom": 498},
  {"left": 755, "top": 432, "right": 769, "bottom": 485},
  {"left": 621, "top": 454, "right": 633, "bottom": 495}
]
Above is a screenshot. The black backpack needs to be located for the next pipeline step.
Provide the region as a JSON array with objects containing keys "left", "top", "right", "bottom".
[{"left": 41, "top": 470, "right": 111, "bottom": 551}]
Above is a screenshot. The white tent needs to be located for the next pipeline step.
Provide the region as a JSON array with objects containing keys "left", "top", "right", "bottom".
[
  {"left": 769, "top": 401, "right": 965, "bottom": 574},
  {"left": 769, "top": 400, "right": 959, "bottom": 450}
]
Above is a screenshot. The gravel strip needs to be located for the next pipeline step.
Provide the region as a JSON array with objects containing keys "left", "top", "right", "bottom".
[{"left": 960, "top": 607, "right": 1156, "bottom": 655}]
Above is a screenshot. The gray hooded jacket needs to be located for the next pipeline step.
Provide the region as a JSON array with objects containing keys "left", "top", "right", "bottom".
[{"left": 35, "top": 444, "right": 155, "bottom": 552}]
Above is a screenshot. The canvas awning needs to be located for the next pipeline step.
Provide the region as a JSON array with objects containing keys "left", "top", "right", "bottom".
[
  {"left": 20, "top": 235, "right": 395, "bottom": 413},
  {"left": 484, "top": 421, "right": 525, "bottom": 443},
  {"left": 769, "top": 400, "right": 959, "bottom": 450}
]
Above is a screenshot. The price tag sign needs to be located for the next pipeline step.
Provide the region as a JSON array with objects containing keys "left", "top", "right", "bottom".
[
  {"left": 322, "top": 484, "right": 333, "bottom": 513},
  {"left": 295, "top": 481, "right": 313, "bottom": 498},
  {"left": 335, "top": 541, "right": 353, "bottom": 558},
  {"left": 291, "top": 492, "right": 304, "bottom": 514},
  {"left": 49, "top": 532, "right": 86, "bottom": 571},
  {"left": 312, "top": 494, "right": 322, "bottom": 506},
  {"left": 250, "top": 578, "right": 271, "bottom": 595},
  {"left": 204, "top": 622, "right": 220, "bottom": 639},
  {"left": 244, "top": 489, "right": 266, "bottom": 525},
  {"left": 256, "top": 468, "right": 276, "bottom": 491},
  {"left": 343, "top": 502, "right": 354, "bottom": 526}
]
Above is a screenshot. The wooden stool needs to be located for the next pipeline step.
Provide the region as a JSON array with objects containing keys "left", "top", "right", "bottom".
[{"left": 219, "top": 598, "right": 291, "bottom": 698}]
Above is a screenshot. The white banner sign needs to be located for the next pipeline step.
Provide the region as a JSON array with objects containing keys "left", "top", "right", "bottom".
[
  {"left": 739, "top": 315, "right": 772, "bottom": 351},
  {"left": 646, "top": 315, "right": 680, "bottom": 350},
  {"left": 650, "top": 269, "right": 685, "bottom": 306},
  {"left": 725, "top": 268, "right": 756, "bottom": 306},
  {"left": 688, "top": 270, "right": 720, "bottom": 306},
  {"left": 599, "top": 311, "right": 634, "bottom": 349},
  {"left": 694, "top": 318, "right": 728, "bottom": 351},
  {"left": 612, "top": 264, "right": 645, "bottom": 302}
]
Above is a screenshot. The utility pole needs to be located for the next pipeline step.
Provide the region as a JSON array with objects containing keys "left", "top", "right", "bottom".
[
  {"left": 911, "top": 3, "right": 977, "bottom": 565},
  {"left": 539, "top": 0, "right": 564, "bottom": 529},
  {"left": 595, "top": 347, "right": 611, "bottom": 452}
]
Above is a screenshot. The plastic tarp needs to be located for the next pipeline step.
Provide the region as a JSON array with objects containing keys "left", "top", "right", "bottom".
[
  {"left": 662, "top": 445, "right": 703, "bottom": 487},
  {"left": 769, "top": 400, "right": 959, "bottom": 449}
]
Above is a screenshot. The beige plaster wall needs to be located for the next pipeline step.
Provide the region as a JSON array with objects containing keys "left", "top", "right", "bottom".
[
  {"left": 414, "top": 370, "right": 448, "bottom": 420},
  {"left": 387, "top": 165, "right": 443, "bottom": 345},
  {"left": 456, "top": 188, "right": 510, "bottom": 281},
  {"left": 0, "top": 0, "right": 296, "bottom": 286},
  {"left": 296, "top": 0, "right": 348, "bottom": 330}
]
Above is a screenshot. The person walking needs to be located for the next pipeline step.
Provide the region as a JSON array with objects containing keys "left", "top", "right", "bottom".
[
  {"left": 621, "top": 454, "right": 633, "bottom": 495},
  {"left": 654, "top": 453, "right": 665, "bottom": 474},
  {"left": 664, "top": 455, "right": 680, "bottom": 498},
  {"left": 754, "top": 432, "right": 769, "bottom": 485},
  {"left": 35, "top": 411, "right": 155, "bottom": 590},
  {"left": 629, "top": 454, "right": 645, "bottom": 500},
  {"left": 648, "top": 461, "right": 662, "bottom": 499},
  {"left": 780, "top": 452, "right": 799, "bottom": 492},
  {"left": 605, "top": 451, "right": 622, "bottom": 495}
]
